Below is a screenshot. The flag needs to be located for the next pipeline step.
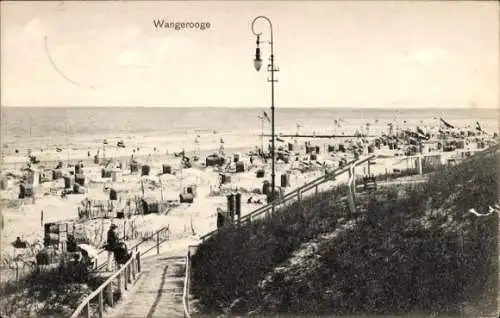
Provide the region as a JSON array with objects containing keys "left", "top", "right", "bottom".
[
  {"left": 56, "top": 148, "right": 62, "bottom": 152},
  {"left": 440, "top": 117, "right": 454, "bottom": 129},
  {"left": 475, "top": 121, "right": 482, "bottom": 132},
  {"left": 416, "top": 126, "right": 428, "bottom": 139},
  {"left": 276, "top": 137, "right": 285, "bottom": 143},
  {"left": 263, "top": 111, "right": 271, "bottom": 122}
]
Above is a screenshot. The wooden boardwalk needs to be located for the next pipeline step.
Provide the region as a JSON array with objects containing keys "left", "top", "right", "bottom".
[{"left": 106, "top": 253, "right": 186, "bottom": 318}]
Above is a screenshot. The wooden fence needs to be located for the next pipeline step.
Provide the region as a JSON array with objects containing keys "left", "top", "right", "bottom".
[
  {"left": 200, "top": 154, "right": 376, "bottom": 241},
  {"left": 93, "top": 225, "right": 170, "bottom": 272},
  {"left": 70, "top": 252, "right": 141, "bottom": 318}
]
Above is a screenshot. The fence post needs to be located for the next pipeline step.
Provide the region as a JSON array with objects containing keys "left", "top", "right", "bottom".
[
  {"left": 84, "top": 302, "right": 91, "bottom": 318},
  {"left": 347, "top": 166, "right": 356, "bottom": 215},
  {"left": 98, "top": 289, "right": 104, "bottom": 318},
  {"left": 106, "top": 283, "right": 114, "bottom": 307},
  {"left": 117, "top": 270, "right": 122, "bottom": 294},
  {"left": 131, "top": 258, "right": 136, "bottom": 280},
  {"left": 315, "top": 185, "right": 318, "bottom": 195},
  {"left": 156, "top": 231, "right": 160, "bottom": 254},
  {"left": 128, "top": 263, "right": 132, "bottom": 283},
  {"left": 124, "top": 268, "right": 128, "bottom": 290},
  {"left": 352, "top": 166, "right": 356, "bottom": 199},
  {"left": 136, "top": 252, "right": 141, "bottom": 273},
  {"left": 417, "top": 154, "right": 423, "bottom": 175}
]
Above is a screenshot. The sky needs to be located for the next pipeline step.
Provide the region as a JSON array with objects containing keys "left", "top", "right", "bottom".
[{"left": 1, "top": 0, "right": 499, "bottom": 108}]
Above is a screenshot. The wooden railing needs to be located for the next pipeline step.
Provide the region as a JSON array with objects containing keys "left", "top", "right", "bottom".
[
  {"left": 94, "top": 225, "right": 170, "bottom": 272},
  {"left": 183, "top": 245, "right": 197, "bottom": 318},
  {"left": 200, "top": 155, "right": 376, "bottom": 241},
  {"left": 70, "top": 251, "right": 141, "bottom": 318}
]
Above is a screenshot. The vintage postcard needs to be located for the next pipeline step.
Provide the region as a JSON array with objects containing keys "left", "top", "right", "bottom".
[{"left": 1, "top": 1, "right": 499, "bottom": 317}]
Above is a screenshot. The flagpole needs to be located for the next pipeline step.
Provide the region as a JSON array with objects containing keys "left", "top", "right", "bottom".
[
  {"left": 261, "top": 117, "right": 264, "bottom": 152},
  {"left": 258, "top": 116, "right": 264, "bottom": 152}
]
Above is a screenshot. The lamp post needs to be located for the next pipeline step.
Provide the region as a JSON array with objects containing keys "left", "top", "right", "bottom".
[{"left": 252, "top": 16, "right": 279, "bottom": 210}]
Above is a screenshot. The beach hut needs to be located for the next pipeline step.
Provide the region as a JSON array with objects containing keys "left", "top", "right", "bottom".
[
  {"left": 75, "top": 174, "right": 85, "bottom": 186},
  {"left": 220, "top": 173, "right": 231, "bottom": 184},
  {"left": 19, "top": 184, "right": 34, "bottom": 198},
  {"left": 183, "top": 183, "right": 197, "bottom": 196},
  {"left": 162, "top": 164, "right": 172, "bottom": 174},
  {"left": 43, "top": 222, "right": 69, "bottom": 248},
  {"left": 52, "top": 169, "right": 63, "bottom": 180},
  {"left": 256, "top": 169, "right": 265, "bottom": 178},
  {"left": 141, "top": 198, "right": 159, "bottom": 214},
  {"left": 206, "top": 153, "right": 224, "bottom": 167},
  {"left": 235, "top": 161, "right": 245, "bottom": 173},
  {"left": 64, "top": 175, "right": 75, "bottom": 189},
  {"left": 130, "top": 161, "right": 139, "bottom": 173},
  {"left": 262, "top": 180, "right": 270, "bottom": 195},
  {"left": 109, "top": 188, "right": 118, "bottom": 201},
  {"left": 455, "top": 140, "right": 465, "bottom": 149},
  {"left": 141, "top": 165, "right": 150, "bottom": 176},
  {"left": 280, "top": 173, "right": 290, "bottom": 187},
  {"left": 111, "top": 169, "right": 122, "bottom": 182},
  {"left": 288, "top": 143, "right": 294, "bottom": 151},
  {"left": 180, "top": 193, "right": 194, "bottom": 203},
  {"left": 277, "top": 151, "right": 289, "bottom": 163},
  {"left": 233, "top": 153, "right": 240, "bottom": 163},
  {"left": 101, "top": 168, "right": 112, "bottom": 178},
  {"left": 310, "top": 153, "right": 317, "bottom": 161},
  {"left": 0, "top": 177, "right": 11, "bottom": 190},
  {"left": 73, "top": 183, "right": 86, "bottom": 194}
]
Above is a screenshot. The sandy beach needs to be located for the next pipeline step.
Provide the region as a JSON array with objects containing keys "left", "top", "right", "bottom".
[{"left": 1, "top": 108, "right": 497, "bottom": 275}]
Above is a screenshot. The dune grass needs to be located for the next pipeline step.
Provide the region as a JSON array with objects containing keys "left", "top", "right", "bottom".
[
  {"left": 0, "top": 265, "right": 108, "bottom": 317},
  {"left": 190, "top": 149, "right": 498, "bottom": 316}
]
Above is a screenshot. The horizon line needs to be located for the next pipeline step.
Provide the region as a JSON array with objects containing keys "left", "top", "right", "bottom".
[{"left": 1, "top": 105, "right": 498, "bottom": 110}]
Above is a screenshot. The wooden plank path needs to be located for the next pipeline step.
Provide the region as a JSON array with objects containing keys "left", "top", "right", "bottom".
[{"left": 105, "top": 253, "right": 186, "bottom": 318}]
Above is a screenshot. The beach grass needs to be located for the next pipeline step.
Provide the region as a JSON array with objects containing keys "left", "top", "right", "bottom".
[
  {"left": 0, "top": 264, "right": 108, "bottom": 317},
  {"left": 190, "top": 149, "right": 499, "bottom": 316}
]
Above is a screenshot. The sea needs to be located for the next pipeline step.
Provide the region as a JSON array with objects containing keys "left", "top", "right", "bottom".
[{"left": 1, "top": 107, "right": 499, "bottom": 158}]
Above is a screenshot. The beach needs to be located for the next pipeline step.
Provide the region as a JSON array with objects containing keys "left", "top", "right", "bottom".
[{"left": 1, "top": 106, "right": 499, "bottom": 266}]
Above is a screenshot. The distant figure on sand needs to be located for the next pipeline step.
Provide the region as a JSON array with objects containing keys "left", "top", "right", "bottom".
[{"left": 105, "top": 224, "right": 118, "bottom": 271}]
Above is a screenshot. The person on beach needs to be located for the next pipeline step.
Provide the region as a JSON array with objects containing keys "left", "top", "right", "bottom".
[{"left": 105, "top": 224, "right": 119, "bottom": 271}]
